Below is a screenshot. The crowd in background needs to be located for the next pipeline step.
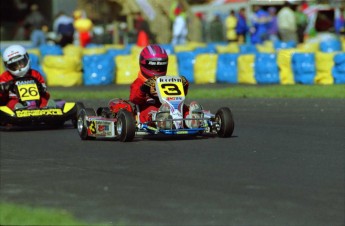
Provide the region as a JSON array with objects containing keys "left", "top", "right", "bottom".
[
  {"left": 202, "top": 1, "right": 345, "bottom": 45},
  {"left": 6, "top": 0, "right": 345, "bottom": 49}
]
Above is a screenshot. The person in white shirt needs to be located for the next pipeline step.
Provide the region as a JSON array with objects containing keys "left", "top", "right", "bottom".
[
  {"left": 171, "top": 7, "right": 188, "bottom": 45},
  {"left": 277, "top": 1, "right": 297, "bottom": 42}
]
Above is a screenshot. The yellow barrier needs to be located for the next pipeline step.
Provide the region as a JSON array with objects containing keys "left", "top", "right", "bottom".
[
  {"left": 63, "top": 44, "right": 83, "bottom": 59},
  {"left": 237, "top": 54, "right": 256, "bottom": 84},
  {"left": 314, "top": 51, "right": 335, "bottom": 84},
  {"left": 42, "top": 55, "right": 82, "bottom": 86},
  {"left": 43, "top": 55, "right": 82, "bottom": 71},
  {"left": 277, "top": 49, "right": 296, "bottom": 85},
  {"left": 44, "top": 69, "right": 82, "bottom": 87},
  {"left": 167, "top": 55, "right": 178, "bottom": 76},
  {"left": 0, "top": 57, "right": 4, "bottom": 74},
  {"left": 115, "top": 55, "right": 138, "bottom": 84},
  {"left": 194, "top": 54, "right": 218, "bottom": 84},
  {"left": 82, "top": 46, "right": 106, "bottom": 55},
  {"left": 216, "top": 43, "right": 239, "bottom": 53}
]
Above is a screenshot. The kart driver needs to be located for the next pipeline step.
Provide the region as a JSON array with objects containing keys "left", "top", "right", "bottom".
[
  {"left": 0, "top": 44, "right": 53, "bottom": 109},
  {"left": 129, "top": 44, "right": 202, "bottom": 128}
]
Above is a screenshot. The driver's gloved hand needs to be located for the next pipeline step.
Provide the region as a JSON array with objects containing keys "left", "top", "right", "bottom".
[
  {"left": 0, "top": 82, "right": 12, "bottom": 93},
  {"left": 140, "top": 76, "right": 157, "bottom": 97},
  {"left": 37, "top": 83, "right": 46, "bottom": 94}
]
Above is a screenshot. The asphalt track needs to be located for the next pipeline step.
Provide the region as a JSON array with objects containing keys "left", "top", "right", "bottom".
[{"left": 1, "top": 98, "right": 344, "bottom": 226}]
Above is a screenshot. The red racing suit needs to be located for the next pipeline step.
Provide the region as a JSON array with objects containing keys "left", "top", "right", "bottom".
[
  {"left": 129, "top": 71, "right": 189, "bottom": 123},
  {"left": 0, "top": 69, "right": 50, "bottom": 109}
]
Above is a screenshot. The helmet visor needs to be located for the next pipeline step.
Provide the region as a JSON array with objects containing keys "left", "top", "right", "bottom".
[
  {"left": 144, "top": 60, "right": 168, "bottom": 73},
  {"left": 6, "top": 55, "right": 28, "bottom": 71}
]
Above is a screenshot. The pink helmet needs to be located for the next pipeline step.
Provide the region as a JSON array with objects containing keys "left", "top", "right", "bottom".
[{"left": 139, "top": 44, "right": 168, "bottom": 79}]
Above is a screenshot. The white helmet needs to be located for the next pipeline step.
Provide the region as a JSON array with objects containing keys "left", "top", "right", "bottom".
[{"left": 2, "top": 45, "right": 30, "bottom": 77}]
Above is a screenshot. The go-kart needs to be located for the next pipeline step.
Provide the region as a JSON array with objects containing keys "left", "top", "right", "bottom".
[
  {"left": 0, "top": 77, "right": 84, "bottom": 129},
  {"left": 77, "top": 75, "right": 235, "bottom": 142}
]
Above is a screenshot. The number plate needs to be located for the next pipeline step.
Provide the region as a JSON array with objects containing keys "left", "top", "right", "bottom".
[
  {"left": 18, "top": 83, "right": 40, "bottom": 101},
  {"left": 156, "top": 76, "right": 185, "bottom": 103}
]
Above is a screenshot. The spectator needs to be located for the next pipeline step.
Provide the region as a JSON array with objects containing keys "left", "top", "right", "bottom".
[
  {"left": 335, "top": 6, "right": 345, "bottom": 36},
  {"left": 53, "top": 11, "right": 75, "bottom": 47},
  {"left": 134, "top": 12, "right": 156, "bottom": 47},
  {"left": 225, "top": 10, "right": 237, "bottom": 43},
  {"left": 171, "top": 5, "right": 188, "bottom": 45},
  {"left": 29, "top": 23, "right": 48, "bottom": 47},
  {"left": 236, "top": 7, "right": 248, "bottom": 44},
  {"left": 250, "top": 5, "right": 270, "bottom": 44},
  {"left": 22, "top": 4, "right": 47, "bottom": 46},
  {"left": 73, "top": 9, "right": 93, "bottom": 47},
  {"left": 267, "top": 7, "right": 279, "bottom": 42},
  {"left": 295, "top": 3, "right": 308, "bottom": 43},
  {"left": 277, "top": 1, "right": 297, "bottom": 43},
  {"left": 208, "top": 14, "right": 224, "bottom": 42},
  {"left": 23, "top": 4, "right": 45, "bottom": 31}
]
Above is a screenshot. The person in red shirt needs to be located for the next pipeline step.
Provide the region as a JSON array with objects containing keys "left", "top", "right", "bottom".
[
  {"left": 130, "top": 44, "right": 201, "bottom": 127},
  {"left": 0, "top": 44, "right": 52, "bottom": 109}
]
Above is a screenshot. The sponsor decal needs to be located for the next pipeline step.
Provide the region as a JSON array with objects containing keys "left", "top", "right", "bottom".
[
  {"left": 177, "top": 131, "right": 188, "bottom": 134},
  {"left": 147, "top": 61, "right": 167, "bottom": 65},
  {"left": 88, "top": 120, "right": 114, "bottom": 136},
  {"left": 98, "top": 124, "right": 110, "bottom": 132},
  {"left": 16, "top": 109, "right": 63, "bottom": 117},
  {"left": 166, "top": 97, "right": 182, "bottom": 101},
  {"left": 158, "top": 77, "right": 182, "bottom": 83},
  {"left": 16, "top": 80, "right": 35, "bottom": 85}
]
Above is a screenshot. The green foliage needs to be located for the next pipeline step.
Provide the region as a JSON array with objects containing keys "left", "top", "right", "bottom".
[{"left": 0, "top": 202, "right": 85, "bottom": 225}]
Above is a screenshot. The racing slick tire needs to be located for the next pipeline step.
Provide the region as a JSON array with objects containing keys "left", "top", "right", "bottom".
[
  {"left": 215, "top": 107, "right": 234, "bottom": 138},
  {"left": 116, "top": 110, "right": 136, "bottom": 142},
  {"left": 72, "top": 102, "right": 85, "bottom": 128},
  {"left": 78, "top": 108, "right": 96, "bottom": 140}
]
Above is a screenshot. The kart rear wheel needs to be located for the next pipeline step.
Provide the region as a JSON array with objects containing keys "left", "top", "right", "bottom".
[
  {"left": 72, "top": 102, "right": 85, "bottom": 128},
  {"left": 78, "top": 108, "right": 96, "bottom": 140},
  {"left": 116, "top": 110, "right": 136, "bottom": 142},
  {"left": 215, "top": 107, "right": 234, "bottom": 138}
]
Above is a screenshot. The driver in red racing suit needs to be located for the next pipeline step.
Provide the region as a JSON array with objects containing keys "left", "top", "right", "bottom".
[
  {"left": 0, "top": 44, "right": 51, "bottom": 109},
  {"left": 130, "top": 44, "right": 202, "bottom": 127}
]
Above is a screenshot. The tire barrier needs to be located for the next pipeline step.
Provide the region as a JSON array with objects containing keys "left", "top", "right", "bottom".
[
  {"left": 332, "top": 53, "right": 345, "bottom": 84},
  {"left": 1, "top": 41, "right": 344, "bottom": 86}
]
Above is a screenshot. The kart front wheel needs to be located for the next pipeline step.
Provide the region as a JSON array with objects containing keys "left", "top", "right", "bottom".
[
  {"left": 215, "top": 107, "right": 234, "bottom": 138},
  {"left": 116, "top": 110, "right": 136, "bottom": 142},
  {"left": 72, "top": 102, "right": 86, "bottom": 128},
  {"left": 78, "top": 108, "right": 96, "bottom": 140}
]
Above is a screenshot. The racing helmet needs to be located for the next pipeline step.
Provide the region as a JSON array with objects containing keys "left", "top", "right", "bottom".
[
  {"left": 2, "top": 45, "right": 30, "bottom": 77},
  {"left": 139, "top": 44, "right": 168, "bottom": 79}
]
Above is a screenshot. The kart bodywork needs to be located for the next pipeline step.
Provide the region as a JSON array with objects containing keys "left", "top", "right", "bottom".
[
  {"left": 77, "top": 76, "right": 235, "bottom": 142},
  {"left": 0, "top": 78, "right": 84, "bottom": 129},
  {"left": 0, "top": 100, "right": 83, "bottom": 129}
]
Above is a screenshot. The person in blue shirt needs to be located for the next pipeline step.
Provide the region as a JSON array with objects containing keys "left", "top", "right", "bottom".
[{"left": 236, "top": 7, "right": 248, "bottom": 44}]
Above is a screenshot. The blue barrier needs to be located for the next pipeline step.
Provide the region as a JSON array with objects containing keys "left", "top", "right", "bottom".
[
  {"left": 82, "top": 53, "right": 114, "bottom": 85},
  {"left": 176, "top": 51, "right": 196, "bottom": 83},
  {"left": 39, "top": 44, "right": 63, "bottom": 58},
  {"left": 158, "top": 44, "right": 174, "bottom": 55},
  {"left": 273, "top": 40, "right": 297, "bottom": 50},
  {"left": 292, "top": 53, "right": 316, "bottom": 84},
  {"left": 194, "top": 46, "right": 217, "bottom": 54},
  {"left": 254, "top": 53, "right": 279, "bottom": 84},
  {"left": 240, "top": 44, "right": 257, "bottom": 54},
  {"left": 332, "top": 52, "right": 345, "bottom": 84},
  {"left": 319, "top": 39, "right": 342, "bottom": 52},
  {"left": 29, "top": 53, "right": 45, "bottom": 78},
  {"left": 216, "top": 53, "right": 238, "bottom": 83}
]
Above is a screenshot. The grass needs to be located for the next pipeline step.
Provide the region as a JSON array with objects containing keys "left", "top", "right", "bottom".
[
  {"left": 0, "top": 202, "right": 86, "bottom": 225},
  {"left": 49, "top": 84, "right": 345, "bottom": 100}
]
